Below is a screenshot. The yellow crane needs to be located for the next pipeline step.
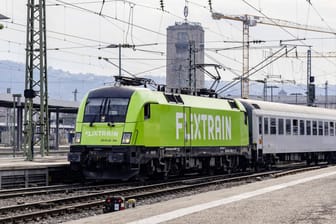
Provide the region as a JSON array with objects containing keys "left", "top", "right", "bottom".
[{"left": 212, "top": 12, "right": 336, "bottom": 99}]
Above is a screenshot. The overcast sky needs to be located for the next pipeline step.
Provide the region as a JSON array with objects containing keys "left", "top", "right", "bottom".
[{"left": 1, "top": 0, "right": 336, "bottom": 94}]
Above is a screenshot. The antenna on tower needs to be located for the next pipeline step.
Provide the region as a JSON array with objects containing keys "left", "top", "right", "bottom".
[{"left": 184, "top": 1, "right": 188, "bottom": 23}]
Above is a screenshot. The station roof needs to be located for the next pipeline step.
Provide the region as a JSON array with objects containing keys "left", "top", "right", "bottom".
[{"left": 0, "top": 93, "right": 79, "bottom": 113}]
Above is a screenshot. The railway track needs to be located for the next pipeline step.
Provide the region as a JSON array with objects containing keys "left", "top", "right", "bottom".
[
  {"left": 0, "top": 169, "right": 263, "bottom": 200},
  {"left": 0, "top": 173, "right": 231, "bottom": 200},
  {"left": 0, "top": 165, "right": 323, "bottom": 223},
  {"left": 0, "top": 181, "right": 140, "bottom": 199}
]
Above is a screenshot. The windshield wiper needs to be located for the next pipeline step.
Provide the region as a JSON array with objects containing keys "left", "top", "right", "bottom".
[
  {"left": 90, "top": 99, "right": 104, "bottom": 127},
  {"left": 106, "top": 99, "right": 115, "bottom": 127}
]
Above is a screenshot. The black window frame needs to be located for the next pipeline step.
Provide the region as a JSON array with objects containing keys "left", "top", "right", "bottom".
[
  {"left": 324, "top": 121, "right": 329, "bottom": 136},
  {"left": 293, "top": 119, "right": 298, "bottom": 136},
  {"left": 306, "top": 120, "right": 311, "bottom": 136},
  {"left": 83, "top": 97, "right": 130, "bottom": 123},
  {"left": 330, "top": 122, "right": 335, "bottom": 136},
  {"left": 318, "top": 121, "right": 323, "bottom": 136},
  {"left": 258, "top": 116, "right": 262, "bottom": 135},
  {"left": 278, "top": 118, "right": 284, "bottom": 135},
  {"left": 270, "top": 118, "right": 276, "bottom": 135},
  {"left": 312, "top": 121, "right": 317, "bottom": 136},
  {"left": 299, "top": 120, "right": 305, "bottom": 135},
  {"left": 286, "top": 119, "right": 291, "bottom": 135},
  {"left": 264, "top": 117, "right": 269, "bottom": 135}
]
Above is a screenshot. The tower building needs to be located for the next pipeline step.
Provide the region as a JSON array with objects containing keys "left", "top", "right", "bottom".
[{"left": 166, "top": 22, "right": 204, "bottom": 93}]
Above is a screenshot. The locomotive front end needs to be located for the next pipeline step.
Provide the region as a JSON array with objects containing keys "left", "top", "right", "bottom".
[{"left": 68, "top": 87, "right": 139, "bottom": 180}]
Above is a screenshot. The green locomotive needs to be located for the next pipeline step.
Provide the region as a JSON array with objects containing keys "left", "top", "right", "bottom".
[{"left": 68, "top": 86, "right": 250, "bottom": 180}]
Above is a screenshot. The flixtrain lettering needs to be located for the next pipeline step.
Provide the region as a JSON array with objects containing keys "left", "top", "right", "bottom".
[{"left": 176, "top": 112, "right": 232, "bottom": 141}]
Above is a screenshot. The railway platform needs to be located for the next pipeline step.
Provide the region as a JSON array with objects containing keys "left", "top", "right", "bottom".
[
  {"left": 68, "top": 166, "right": 336, "bottom": 224},
  {"left": 0, "top": 155, "right": 69, "bottom": 189}
]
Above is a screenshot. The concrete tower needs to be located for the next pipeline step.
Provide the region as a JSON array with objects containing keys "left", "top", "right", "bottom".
[{"left": 166, "top": 22, "right": 204, "bottom": 93}]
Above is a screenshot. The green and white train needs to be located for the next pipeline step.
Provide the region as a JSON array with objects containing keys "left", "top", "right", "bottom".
[{"left": 68, "top": 86, "right": 336, "bottom": 180}]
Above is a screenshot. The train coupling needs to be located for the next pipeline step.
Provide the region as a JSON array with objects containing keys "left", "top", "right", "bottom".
[{"left": 103, "top": 196, "right": 136, "bottom": 213}]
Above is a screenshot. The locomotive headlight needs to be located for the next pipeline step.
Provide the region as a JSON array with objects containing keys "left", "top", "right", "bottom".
[
  {"left": 121, "top": 132, "right": 132, "bottom": 144},
  {"left": 74, "top": 132, "right": 81, "bottom": 144}
]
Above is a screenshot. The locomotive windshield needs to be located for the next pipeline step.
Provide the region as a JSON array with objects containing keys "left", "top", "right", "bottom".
[{"left": 83, "top": 97, "right": 129, "bottom": 123}]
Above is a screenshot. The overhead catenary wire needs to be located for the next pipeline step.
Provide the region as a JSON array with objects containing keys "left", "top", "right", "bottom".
[
  {"left": 217, "top": 46, "right": 297, "bottom": 95},
  {"left": 306, "top": 1, "right": 335, "bottom": 34},
  {"left": 1, "top": 19, "right": 167, "bottom": 72},
  {"left": 1, "top": 0, "right": 336, "bottom": 89},
  {"left": 0, "top": 0, "right": 259, "bottom": 73},
  {"left": 54, "top": 0, "right": 166, "bottom": 37},
  {"left": 240, "top": 0, "right": 336, "bottom": 71}
]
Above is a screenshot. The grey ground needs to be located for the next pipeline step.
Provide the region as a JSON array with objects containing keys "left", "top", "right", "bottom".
[{"left": 67, "top": 166, "right": 336, "bottom": 224}]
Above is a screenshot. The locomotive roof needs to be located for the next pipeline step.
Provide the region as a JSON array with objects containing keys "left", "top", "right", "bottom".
[
  {"left": 88, "top": 86, "right": 149, "bottom": 98},
  {"left": 136, "top": 89, "right": 246, "bottom": 111},
  {"left": 86, "top": 86, "right": 242, "bottom": 112}
]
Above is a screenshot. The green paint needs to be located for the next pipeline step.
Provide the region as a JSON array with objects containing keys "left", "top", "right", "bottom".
[{"left": 73, "top": 87, "right": 249, "bottom": 148}]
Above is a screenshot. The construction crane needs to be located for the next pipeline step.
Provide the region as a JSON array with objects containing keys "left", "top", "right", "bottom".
[{"left": 212, "top": 12, "right": 336, "bottom": 99}]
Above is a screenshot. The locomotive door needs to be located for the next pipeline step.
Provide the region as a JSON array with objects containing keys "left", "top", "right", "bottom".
[{"left": 183, "top": 107, "right": 192, "bottom": 166}]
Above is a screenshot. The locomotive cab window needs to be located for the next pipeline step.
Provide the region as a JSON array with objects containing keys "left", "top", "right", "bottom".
[
  {"left": 84, "top": 97, "right": 129, "bottom": 123},
  {"left": 144, "top": 103, "right": 151, "bottom": 119}
]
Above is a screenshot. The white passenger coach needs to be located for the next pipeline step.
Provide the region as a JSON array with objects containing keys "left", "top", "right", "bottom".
[{"left": 240, "top": 99, "right": 336, "bottom": 164}]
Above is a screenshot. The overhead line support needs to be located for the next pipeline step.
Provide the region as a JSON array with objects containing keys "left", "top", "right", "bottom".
[{"left": 24, "top": 0, "right": 49, "bottom": 160}]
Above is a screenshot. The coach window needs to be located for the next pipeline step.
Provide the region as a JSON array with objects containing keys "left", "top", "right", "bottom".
[
  {"left": 299, "top": 120, "right": 305, "bottom": 135},
  {"left": 264, "top": 117, "right": 269, "bottom": 135},
  {"left": 331, "top": 122, "right": 335, "bottom": 136},
  {"left": 312, "top": 121, "right": 317, "bottom": 135},
  {"left": 306, "top": 120, "right": 311, "bottom": 135},
  {"left": 324, "top": 122, "right": 329, "bottom": 136},
  {"left": 286, "top": 119, "right": 291, "bottom": 135},
  {"left": 318, "top": 121, "right": 323, "bottom": 136},
  {"left": 278, "top": 118, "right": 284, "bottom": 135},
  {"left": 270, "top": 118, "right": 276, "bottom": 135},
  {"left": 258, "top": 117, "right": 262, "bottom": 134},
  {"left": 293, "top": 119, "right": 298, "bottom": 135}
]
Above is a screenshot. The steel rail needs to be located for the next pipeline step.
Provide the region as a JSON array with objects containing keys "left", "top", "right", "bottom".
[{"left": 0, "top": 166, "right": 324, "bottom": 223}]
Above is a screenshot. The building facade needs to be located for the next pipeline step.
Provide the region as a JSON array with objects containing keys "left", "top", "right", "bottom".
[{"left": 166, "top": 22, "right": 204, "bottom": 92}]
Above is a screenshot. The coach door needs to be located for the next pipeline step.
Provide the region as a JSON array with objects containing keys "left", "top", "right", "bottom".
[{"left": 257, "top": 116, "right": 264, "bottom": 159}]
